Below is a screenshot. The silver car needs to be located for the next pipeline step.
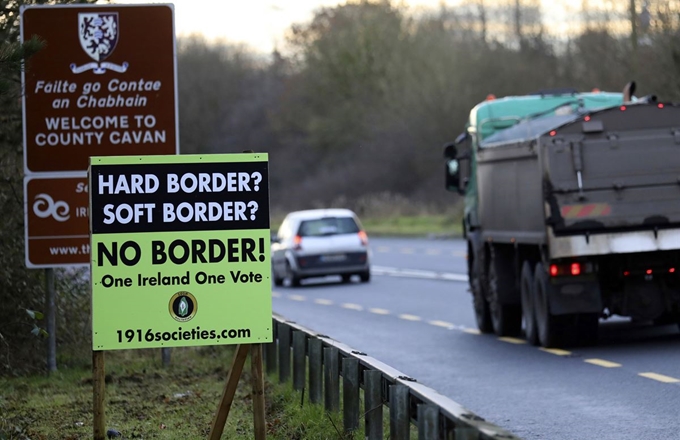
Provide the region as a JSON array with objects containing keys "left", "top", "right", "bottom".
[{"left": 271, "top": 209, "right": 371, "bottom": 287}]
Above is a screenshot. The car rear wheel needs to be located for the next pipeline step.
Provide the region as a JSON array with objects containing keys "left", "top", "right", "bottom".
[
  {"left": 341, "top": 274, "right": 352, "bottom": 283},
  {"left": 359, "top": 271, "right": 370, "bottom": 283},
  {"left": 286, "top": 262, "right": 301, "bottom": 287}
]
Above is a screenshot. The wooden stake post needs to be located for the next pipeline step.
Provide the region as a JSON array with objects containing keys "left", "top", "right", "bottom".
[
  {"left": 92, "top": 344, "right": 267, "bottom": 440},
  {"left": 209, "top": 344, "right": 267, "bottom": 440},
  {"left": 93, "top": 351, "right": 106, "bottom": 440}
]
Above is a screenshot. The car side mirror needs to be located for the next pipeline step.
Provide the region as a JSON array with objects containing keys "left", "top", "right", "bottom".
[{"left": 270, "top": 233, "right": 280, "bottom": 243}]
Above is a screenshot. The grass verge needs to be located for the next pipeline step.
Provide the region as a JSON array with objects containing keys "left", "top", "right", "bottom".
[
  {"left": 361, "top": 214, "right": 462, "bottom": 237},
  {"left": 0, "top": 346, "right": 354, "bottom": 440},
  {"left": 270, "top": 213, "right": 463, "bottom": 238}
]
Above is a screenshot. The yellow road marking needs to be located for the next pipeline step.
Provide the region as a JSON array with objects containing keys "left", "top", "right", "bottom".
[
  {"left": 463, "top": 328, "right": 481, "bottom": 335},
  {"left": 429, "top": 320, "right": 454, "bottom": 328},
  {"left": 400, "top": 248, "right": 415, "bottom": 254},
  {"left": 498, "top": 337, "right": 526, "bottom": 344},
  {"left": 314, "top": 299, "right": 334, "bottom": 306},
  {"left": 272, "top": 291, "right": 281, "bottom": 298},
  {"left": 585, "top": 359, "right": 621, "bottom": 368},
  {"left": 426, "top": 249, "right": 442, "bottom": 255},
  {"left": 376, "top": 246, "right": 390, "bottom": 252},
  {"left": 399, "top": 314, "right": 421, "bottom": 321},
  {"left": 369, "top": 308, "right": 390, "bottom": 315},
  {"left": 638, "top": 372, "right": 680, "bottom": 383},
  {"left": 288, "top": 294, "right": 306, "bottom": 301},
  {"left": 539, "top": 348, "right": 572, "bottom": 356},
  {"left": 342, "top": 303, "right": 363, "bottom": 311}
]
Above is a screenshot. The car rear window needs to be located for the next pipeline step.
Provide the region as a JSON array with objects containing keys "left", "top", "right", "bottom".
[{"left": 298, "top": 217, "right": 360, "bottom": 237}]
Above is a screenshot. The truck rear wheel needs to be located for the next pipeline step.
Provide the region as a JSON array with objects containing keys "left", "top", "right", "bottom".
[
  {"left": 470, "top": 248, "right": 493, "bottom": 334},
  {"left": 520, "top": 261, "right": 539, "bottom": 345},
  {"left": 488, "top": 246, "right": 521, "bottom": 337},
  {"left": 534, "top": 263, "right": 562, "bottom": 348}
]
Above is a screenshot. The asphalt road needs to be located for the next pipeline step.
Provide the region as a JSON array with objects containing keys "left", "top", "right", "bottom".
[{"left": 272, "top": 237, "right": 680, "bottom": 440}]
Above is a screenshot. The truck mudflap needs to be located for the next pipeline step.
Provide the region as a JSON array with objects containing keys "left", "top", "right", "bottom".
[
  {"left": 548, "top": 277, "right": 602, "bottom": 315},
  {"left": 543, "top": 103, "right": 680, "bottom": 234},
  {"left": 547, "top": 227, "right": 680, "bottom": 259}
]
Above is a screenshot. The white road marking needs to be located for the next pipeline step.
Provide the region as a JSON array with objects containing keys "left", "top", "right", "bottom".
[
  {"left": 288, "top": 294, "right": 306, "bottom": 301},
  {"left": 314, "top": 299, "right": 334, "bottom": 306},
  {"left": 399, "top": 314, "right": 422, "bottom": 321},
  {"left": 539, "top": 348, "right": 572, "bottom": 356},
  {"left": 498, "top": 337, "right": 527, "bottom": 344},
  {"left": 342, "top": 303, "right": 364, "bottom": 311},
  {"left": 371, "top": 265, "right": 468, "bottom": 282},
  {"left": 585, "top": 359, "right": 622, "bottom": 368},
  {"left": 369, "top": 308, "right": 390, "bottom": 315},
  {"left": 463, "top": 328, "right": 481, "bottom": 335},
  {"left": 429, "top": 320, "right": 455, "bottom": 329},
  {"left": 638, "top": 372, "right": 680, "bottom": 383}
]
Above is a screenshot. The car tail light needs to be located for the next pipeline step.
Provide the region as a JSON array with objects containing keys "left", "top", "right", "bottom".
[
  {"left": 570, "top": 262, "right": 581, "bottom": 276},
  {"left": 549, "top": 264, "right": 559, "bottom": 276},
  {"left": 293, "top": 235, "right": 302, "bottom": 250},
  {"left": 358, "top": 230, "right": 368, "bottom": 246}
]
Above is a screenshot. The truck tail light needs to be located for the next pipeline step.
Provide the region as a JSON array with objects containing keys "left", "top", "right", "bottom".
[
  {"left": 670, "top": 267, "right": 676, "bottom": 273},
  {"left": 293, "top": 235, "right": 302, "bottom": 250},
  {"left": 549, "top": 261, "right": 591, "bottom": 277}
]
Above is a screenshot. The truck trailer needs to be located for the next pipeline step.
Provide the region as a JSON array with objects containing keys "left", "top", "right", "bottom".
[{"left": 444, "top": 86, "right": 680, "bottom": 347}]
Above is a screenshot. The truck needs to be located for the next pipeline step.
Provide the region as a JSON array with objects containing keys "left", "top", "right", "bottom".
[{"left": 443, "top": 84, "right": 680, "bottom": 347}]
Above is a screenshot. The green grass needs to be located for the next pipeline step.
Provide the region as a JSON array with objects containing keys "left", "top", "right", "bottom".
[
  {"left": 270, "top": 213, "right": 463, "bottom": 238},
  {"left": 0, "top": 347, "right": 357, "bottom": 440},
  {"left": 361, "top": 214, "right": 462, "bottom": 237}
]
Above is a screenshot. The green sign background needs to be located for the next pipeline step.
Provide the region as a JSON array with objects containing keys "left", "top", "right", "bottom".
[{"left": 90, "top": 154, "right": 272, "bottom": 350}]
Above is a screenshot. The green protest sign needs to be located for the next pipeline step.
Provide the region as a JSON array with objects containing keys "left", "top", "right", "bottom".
[{"left": 89, "top": 153, "right": 272, "bottom": 350}]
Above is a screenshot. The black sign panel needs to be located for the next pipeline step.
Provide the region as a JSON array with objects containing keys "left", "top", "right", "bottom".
[{"left": 90, "top": 161, "right": 269, "bottom": 234}]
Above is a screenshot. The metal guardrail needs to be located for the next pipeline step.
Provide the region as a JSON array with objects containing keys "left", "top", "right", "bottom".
[{"left": 265, "top": 314, "right": 522, "bottom": 440}]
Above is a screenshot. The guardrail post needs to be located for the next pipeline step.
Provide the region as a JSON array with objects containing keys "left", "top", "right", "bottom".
[
  {"left": 308, "top": 338, "right": 323, "bottom": 404},
  {"left": 264, "top": 319, "right": 277, "bottom": 375},
  {"left": 390, "top": 384, "right": 410, "bottom": 440},
  {"left": 342, "top": 357, "right": 360, "bottom": 434},
  {"left": 454, "top": 426, "right": 479, "bottom": 440},
  {"left": 292, "top": 330, "right": 306, "bottom": 391},
  {"left": 324, "top": 346, "right": 340, "bottom": 412},
  {"left": 278, "top": 322, "right": 291, "bottom": 383},
  {"left": 417, "top": 403, "right": 439, "bottom": 440},
  {"left": 364, "top": 370, "right": 383, "bottom": 440}
]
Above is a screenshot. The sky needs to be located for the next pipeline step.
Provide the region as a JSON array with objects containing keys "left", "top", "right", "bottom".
[
  {"left": 83, "top": 1, "right": 393, "bottom": 53},
  {"left": 101, "top": 0, "right": 453, "bottom": 53},
  {"left": 98, "top": 0, "right": 609, "bottom": 54}
]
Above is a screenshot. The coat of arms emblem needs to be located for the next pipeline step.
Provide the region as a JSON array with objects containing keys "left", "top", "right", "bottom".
[{"left": 70, "top": 12, "right": 128, "bottom": 74}]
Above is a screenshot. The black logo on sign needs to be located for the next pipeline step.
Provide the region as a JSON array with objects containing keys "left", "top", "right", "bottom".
[{"left": 169, "top": 291, "right": 197, "bottom": 322}]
